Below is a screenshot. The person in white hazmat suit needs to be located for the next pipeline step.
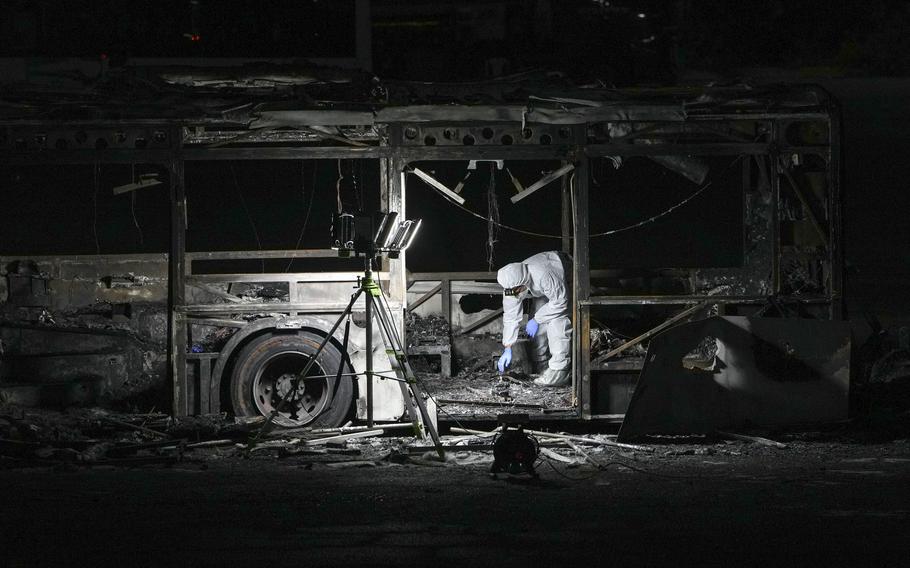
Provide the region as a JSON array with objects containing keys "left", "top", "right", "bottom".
[{"left": 496, "top": 251, "right": 572, "bottom": 386}]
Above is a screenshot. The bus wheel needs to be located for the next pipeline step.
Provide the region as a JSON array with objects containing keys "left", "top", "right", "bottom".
[{"left": 230, "top": 331, "right": 354, "bottom": 428}]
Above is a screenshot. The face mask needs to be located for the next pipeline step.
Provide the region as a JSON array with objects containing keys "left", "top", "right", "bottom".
[{"left": 504, "top": 284, "right": 528, "bottom": 300}]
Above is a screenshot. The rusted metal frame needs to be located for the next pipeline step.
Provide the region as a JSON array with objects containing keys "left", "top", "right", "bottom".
[
  {"left": 0, "top": 252, "right": 169, "bottom": 263},
  {"left": 561, "top": 163, "right": 572, "bottom": 254},
  {"left": 179, "top": 302, "right": 393, "bottom": 314},
  {"left": 582, "top": 295, "right": 826, "bottom": 305},
  {"left": 406, "top": 283, "right": 442, "bottom": 313},
  {"left": 573, "top": 150, "right": 591, "bottom": 419},
  {"left": 458, "top": 308, "right": 503, "bottom": 335},
  {"left": 828, "top": 112, "right": 844, "bottom": 319},
  {"left": 186, "top": 281, "right": 243, "bottom": 303},
  {"left": 409, "top": 271, "right": 497, "bottom": 281},
  {"left": 591, "top": 301, "right": 710, "bottom": 365},
  {"left": 186, "top": 249, "right": 339, "bottom": 261},
  {"left": 386, "top": 136, "right": 407, "bottom": 335},
  {"left": 586, "top": 143, "right": 770, "bottom": 158},
  {"left": 168, "top": 134, "right": 189, "bottom": 417},
  {"left": 187, "top": 272, "right": 380, "bottom": 284},
  {"left": 397, "top": 145, "right": 572, "bottom": 161},
  {"left": 440, "top": 279, "right": 453, "bottom": 348},
  {"left": 182, "top": 147, "right": 382, "bottom": 161},
  {"left": 609, "top": 121, "right": 751, "bottom": 143},
  {"left": 779, "top": 162, "right": 830, "bottom": 248},
  {"left": 742, "top": 154, "right": 752, "bottom": 303},
  {"left": 583, "top": 295, "right": 832, "bottom": 306},
  {"left": 186, "top": 317, "right": 248, "bottom": 328},
  {"left": 770, "top": 121, "right": 782, "bottom": 294},
  {"left": 689, "top": 112, "right": 830, "bottom": 121}
]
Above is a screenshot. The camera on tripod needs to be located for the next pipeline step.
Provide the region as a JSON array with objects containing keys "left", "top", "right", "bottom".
[{"left": 331, "top": 211, "right": 421, "bottom": 259}]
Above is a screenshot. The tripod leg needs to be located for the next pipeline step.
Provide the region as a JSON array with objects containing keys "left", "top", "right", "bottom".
[
  {"left": 368, "top": 292, "right": 445, "bottom": 458},
  {"left": 368, "top": 293, "right": 422, "bottom": 433}
]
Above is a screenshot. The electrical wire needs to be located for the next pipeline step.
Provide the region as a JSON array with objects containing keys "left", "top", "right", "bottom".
[
  {"left": 486, "top": 162, "right": 500, "bottom": 270},
  {"left": 353, "top": 159, "right": 362, "bottom": 212},
  {"left": 229, "top": 163, "right": 265, "bottom": 272},
  {"left": 335, "top": 158, "right": 344, "bottom": 213},
  {"left": 284, "top": 161, "right": 317, "bottom": 272},
  {"left": 130, "top": 191, "right": 144, "bottom": 246},
  {"left": 444, "top": 154, "right": 746, "bottom": 240},
  {"left": 129, "top": 164, "right": 144, "bottom": 246},
  {"left": 590, "top": 155, "right": 744, "bottom": 237}
]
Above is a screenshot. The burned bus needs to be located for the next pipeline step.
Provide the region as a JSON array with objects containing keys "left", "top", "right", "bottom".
[{"left": 0, "top": 69, "right": 847, "bottom": 436}]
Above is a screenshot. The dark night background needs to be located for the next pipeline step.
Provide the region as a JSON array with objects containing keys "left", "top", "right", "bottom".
[
  {"left": 1, "top": 0, "right": 909, "bottom": 325},
  {"left": 2, "top": 4, "right": 910, "bottom": 567}
]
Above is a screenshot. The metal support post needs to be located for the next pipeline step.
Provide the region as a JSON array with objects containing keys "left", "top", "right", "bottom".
[
  {"left": 572, "top": 152, "right": 591, "bottom": 418},
  {"left": 561, "top": 162, "right": 573, "bottom": 254},
  {"left": 365, "top": 259, "right": 374, "bottom": 427},
  {"left": 168, "top": 146, "right": 189, "bottom": 416}
]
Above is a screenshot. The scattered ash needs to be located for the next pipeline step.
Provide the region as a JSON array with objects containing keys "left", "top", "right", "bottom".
[
  {"left": 683, "top": 336, "right": 719, "bottom": 370},
  {"left": 418, "top": 370, "right": 573, "bottom": 418},
  {"left": 590, "top": 327, "right": 646, "bottom": 358},
  {"left": 192, "top": 325, "right": 238, "bottom": 352},
  {"left": 237, "top": 284, "right": 289, "bottom": 302},
  {"left": 406, "top": 314, "right": 451, "bottom": 347}
]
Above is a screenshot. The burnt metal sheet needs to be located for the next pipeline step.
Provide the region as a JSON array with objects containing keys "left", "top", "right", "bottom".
[
  {"left": 617, "top": 316, "right": 850, "bottom": 441},
  {"left": 374, "top": 104, "right": 686, "bottom": 125}
]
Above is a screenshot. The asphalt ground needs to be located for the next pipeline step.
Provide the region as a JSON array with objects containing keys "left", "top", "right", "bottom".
[{"left": 1, "top": 437, "right": 908, "bottom": 567}]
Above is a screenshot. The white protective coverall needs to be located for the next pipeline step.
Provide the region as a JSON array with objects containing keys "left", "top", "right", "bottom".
[{"left": 497, "top": 251, "right": 572, "bottom": 374}]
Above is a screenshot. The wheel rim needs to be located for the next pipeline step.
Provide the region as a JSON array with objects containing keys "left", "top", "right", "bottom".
[{"left": 251, "top": 350, "right": 331, "bottom": 427}]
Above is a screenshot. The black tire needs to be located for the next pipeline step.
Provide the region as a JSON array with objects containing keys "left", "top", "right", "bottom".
[{"left": 230, "top": 331, "right": 354, "bottom": 428}]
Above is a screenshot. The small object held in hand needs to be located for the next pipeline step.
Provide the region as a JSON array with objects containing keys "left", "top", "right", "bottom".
[{"left": 497, "top": 347, "right": 512, "bottom": 373}]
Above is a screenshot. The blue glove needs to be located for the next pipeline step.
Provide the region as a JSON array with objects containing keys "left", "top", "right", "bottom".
[
  {"left": 526, "top": 318, "right": 539, "bottom": 338},
  {"left": 497, "top": 347, "right": 513, "bottom": 373}
]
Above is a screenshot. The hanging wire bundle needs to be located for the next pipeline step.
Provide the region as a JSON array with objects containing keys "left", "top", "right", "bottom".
[
  {"left": 486, "top": 163, "right": 500, "bottom": 271},
  {"left": 285, "top": 161, "right": 317, "bottom": 272}
]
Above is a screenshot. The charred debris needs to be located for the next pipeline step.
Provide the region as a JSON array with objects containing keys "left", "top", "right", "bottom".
[{"left": 2, "top": 62, "right": 903, "bottom": 462}]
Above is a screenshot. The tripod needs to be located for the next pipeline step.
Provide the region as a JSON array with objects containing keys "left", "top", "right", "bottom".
[{"left": 249, "top": 254, "right": 445, "bottom": 458}]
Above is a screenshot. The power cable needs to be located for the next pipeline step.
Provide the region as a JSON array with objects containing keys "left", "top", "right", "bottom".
[
  {"left": 284, "top": 161, "right": 317, "bottom": 272},
  {"left": 444, "top": 154, "right": 745, "bottom": 240},
  {"left": 486, "top": 162, "right": 500, "bottom": 270},
  {"left": 129, "top": 164, "right": 144, "bottom": 246},
  {"left": 335, "top": 158, "right": 344, "bottom": 213}
]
